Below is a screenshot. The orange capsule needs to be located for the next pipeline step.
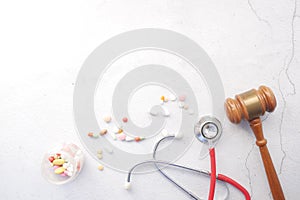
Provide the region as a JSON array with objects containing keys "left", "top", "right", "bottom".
[
  {"left": 135, "top": 137, "right": 141, "bottom": 142},
  {"left": 118, "top": 129, "right": 123, "bottom": 134},
  {"left": 88, "top": 132, "right": 93, "bottom": 137},
  {"left": 160, "top": 96, "right": 165, "bottom": 101}
]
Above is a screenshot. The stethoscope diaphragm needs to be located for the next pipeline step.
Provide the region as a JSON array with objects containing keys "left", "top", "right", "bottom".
[{"left": 194, "top": 116, "right": 222, "bottom": 144}]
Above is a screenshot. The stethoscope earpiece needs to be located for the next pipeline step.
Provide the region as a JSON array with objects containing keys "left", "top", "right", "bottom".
[{"left": 194, "top": 116, "right": 222, "bottom": 144}]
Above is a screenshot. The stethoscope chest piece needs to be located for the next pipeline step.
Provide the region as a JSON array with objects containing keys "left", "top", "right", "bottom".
[{"left": 194, "top": 116, "right": 222, "bottom": 144}]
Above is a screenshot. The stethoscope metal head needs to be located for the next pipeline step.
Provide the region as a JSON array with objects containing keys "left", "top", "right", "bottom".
[{"left": 194, "top": 116, "right": 222, "bottom": 144}]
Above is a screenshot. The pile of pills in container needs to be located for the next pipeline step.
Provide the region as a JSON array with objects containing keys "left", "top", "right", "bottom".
[{"left": 48, "top": 153, "right": 74, "bottom": 177}]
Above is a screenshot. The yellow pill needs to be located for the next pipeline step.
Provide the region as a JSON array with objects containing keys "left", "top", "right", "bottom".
[
  {"left": 118, "top": 129, "right": 123, "bottom": 134},
  {"left": 54, "top": 167, "right": 66, "bottom": 174},
  {"left": 53, "top": 159, "right": 65, "bottom": 166},
  {"left": 98, "top": 165, "right": 104, "bottom": 171}
]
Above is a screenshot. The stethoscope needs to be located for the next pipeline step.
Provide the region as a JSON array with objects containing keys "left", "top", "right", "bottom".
[{"left": 126, "top": 116, "right": 251, "bottom": 200}]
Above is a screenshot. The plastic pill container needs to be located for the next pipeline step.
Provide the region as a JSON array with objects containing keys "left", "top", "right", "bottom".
[{"left": 41, "top": 143, "right": 84, "bottom": 185}]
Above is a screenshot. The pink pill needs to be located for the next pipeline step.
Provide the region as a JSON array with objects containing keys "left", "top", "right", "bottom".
[
  {"left": 179, "top": 95, "right": 186, "bottom": 101},
  {"left": 118, "top": 134, "right": 126, "bottom": 141},
  {"left": 122, "top": 117, "right": 128, "bottom": 123},
  {"left": 53, "top": 166, "right": 59, "bottom": 170},
  {"left": 60, "top": 172, "right": 67, "bottom": 177}
]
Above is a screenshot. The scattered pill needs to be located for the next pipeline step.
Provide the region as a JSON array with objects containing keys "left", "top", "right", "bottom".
[
  {"left": 118, "top": 129, "right": 123, "bottom": 134},
  {"left": 110, "top": 132, "right": 117, "bottom": 140},
  {"left": 103, "top": 116, "right": 112, "bottom": 123},
  {"left": 118, "top": 134, "right": 126, "bottom": 141},
  {"left": 160, "top": 100, "right": 164, "bottom": 105},
  {"left": 122, "top": 117, "right": 128, "bottom": 123},
  {"left": 93, "top": 133, "right": 99, "bottom": 138},
  {"left": 97, "top": 149, "right": 103, "bottom": 154},
  {"left": 98, "top": 164, "right": 104, "bottom": 171},
  {"left": 134, "top": 137, "right": 144, "bottom": 142},
  {"left": 125, "top": 136, "right": 135, "bottom": 142},
  {"left": 54, "top": 167, "right": 65, "bottom": 174},
  {"left": 179, "top": 95, "right": 186, "bottom": 101},
  {"left": 100, "top": 129, "right": 107, "bottom": 136},
  {"left": 97, "top": 154, "right": 103, "bottom": 159},
  {"left": 160, "top": 96, "right": 165, "bottom": 101},
  {"left": 178, "top": 102, "right": 184, "bottom": 108},
  {"left": 113, "top": 127, "right": 120, "bottom": 133},
  {"left": 88, "top": 132, "right": 93, "bottom": 137},
  {"left": 183, "top": 104, "right": 189, "bottom": 110}
]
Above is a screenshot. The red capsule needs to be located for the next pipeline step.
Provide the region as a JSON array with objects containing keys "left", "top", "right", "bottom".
[{"left": 48, "top": 156, "right": 55, "bottom": 163}]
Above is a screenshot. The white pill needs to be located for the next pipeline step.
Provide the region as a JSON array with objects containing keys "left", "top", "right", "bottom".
[
  {"left": 63, "top": 163, "right": 69, "bottom": 168},
  {"left": 67, "top": 167, "right": 74, "bottom": 172},
  {"left": 110, "top": 132, "right": 117, "bottom": 140},
  {"left": 66, "top": 171, "right": 73, "bottom": 176},
  {"left": 103, "top": 116, "right": 112, "bottom": 123},
  {"left": 125, "top": 136, "right": 135, "bottom": 142},
  {"left": 112, "top": 127, "right": 120, "bottom": 133},
  {"left": 178, "top": 102, "right": 184, "bottom": 108},
  {"left": 97, "top": 154, "right": 103, "bottom": 159},
  {"left": 160, "top": 100, "right": 164, "bottom": 105},
  {"left": 183, "top": 104, "right": 189, "bottom": 110}
]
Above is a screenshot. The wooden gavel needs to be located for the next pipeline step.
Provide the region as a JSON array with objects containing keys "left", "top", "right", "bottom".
[{"left": 224, "top": 86, "right": 285, "bottom": 200}]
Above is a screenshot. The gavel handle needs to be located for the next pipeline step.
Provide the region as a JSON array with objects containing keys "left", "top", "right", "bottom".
[{"left": 250, "top": 118, "right": 285, "bottom": 200}]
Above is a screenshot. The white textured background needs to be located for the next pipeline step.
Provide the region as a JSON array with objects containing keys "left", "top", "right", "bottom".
[{"left": 0, "top": 0, "right": 299, "bottom": 199}]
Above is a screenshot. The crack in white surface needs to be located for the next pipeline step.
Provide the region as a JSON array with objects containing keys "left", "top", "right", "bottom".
[
  {"left": 247, "top": 0, "right": 272, "bottom": 28},
  {"left": 245, "top": 141, "right": 255, "bottom": 197},
  {"left": 278, "top": 0, "right": 298, "bottom": 175}
]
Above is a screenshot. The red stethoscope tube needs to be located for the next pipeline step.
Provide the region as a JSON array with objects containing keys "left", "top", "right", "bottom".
[
  {"left": 208, "top": 148, "right": 216, "bottom": 200},
  {"left": 209, "top": 148, "right": 251, "bottom": 200}
]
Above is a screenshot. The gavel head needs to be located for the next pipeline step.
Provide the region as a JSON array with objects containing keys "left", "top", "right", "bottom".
[{"left": 224, "top": 86, "right": 277, "bottom": 123}]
